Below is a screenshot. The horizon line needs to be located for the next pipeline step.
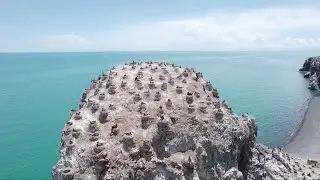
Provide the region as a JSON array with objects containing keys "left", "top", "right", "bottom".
[{"left": 1, "top": 49, "right": 319, "bottom": 54}]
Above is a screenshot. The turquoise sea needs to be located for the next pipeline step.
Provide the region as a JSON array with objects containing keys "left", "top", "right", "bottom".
[{"left": 0, "top": 51, "right": 318, "bottom": 179}]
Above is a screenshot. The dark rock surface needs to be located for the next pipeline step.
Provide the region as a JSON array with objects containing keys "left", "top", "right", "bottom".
[{"left": 299, "top": 56, "right": 320, "bottom": 90}]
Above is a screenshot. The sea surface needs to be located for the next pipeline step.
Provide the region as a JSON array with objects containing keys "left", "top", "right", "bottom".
[{"left": 0, "top": 51, "right": 318, "bottom": 179}]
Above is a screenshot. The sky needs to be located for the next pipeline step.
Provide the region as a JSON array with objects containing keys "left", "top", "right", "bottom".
[{"left": 1, "top": 0, "right": 320, "bottom": 52}]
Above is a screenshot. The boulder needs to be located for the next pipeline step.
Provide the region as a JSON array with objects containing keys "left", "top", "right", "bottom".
[{"left": 53, "top": 62, "right": 320, "bottom": 180}]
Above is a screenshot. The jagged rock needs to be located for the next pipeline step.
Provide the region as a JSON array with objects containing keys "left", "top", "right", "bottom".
[
  {"left": 222, "top": 167, "right": 244, "bottom": 180},
  {"left": 308, "top": 82, "right": 316, "bottom": 90},
  {"left": 304, "top": 72, "right": 311, "bottom": 78},
  {"left": 307, "top": 159, "right": 319, "bottom": 167},
  {"left": 73, "top": 111, "right": 82, "bottom": 120},
  {"left": 161, "top": 82, "right": 167, "bottom": 91},
  {"left": 299, "top": 56, "right": 320, "bottom": 90},
  {"left": 53, "top": 62, "right": 320, "bottom": 180},
  {"left": 248, "top": 144, "right": 320, "bottom": 180},
  {"left": 72, "top": 128, "right": 81, "bottom": 139}
]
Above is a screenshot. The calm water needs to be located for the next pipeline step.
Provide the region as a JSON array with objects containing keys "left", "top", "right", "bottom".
[{"left": 0, "top": 51, "right": 317, "bottom": 179}]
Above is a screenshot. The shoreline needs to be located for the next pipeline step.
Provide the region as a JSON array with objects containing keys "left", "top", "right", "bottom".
[
  {"left": 284, "top": 97, "right": 312, "bottom": 146},
  {"left": 284, "top": 96, "right": 320, "bottom": 160}
]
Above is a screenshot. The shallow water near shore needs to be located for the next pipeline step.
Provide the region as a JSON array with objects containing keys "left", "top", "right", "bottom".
[
  {"left": 0, "top": 51, "right": 317, "bottom": 179},
  {"left": 284, "top": 96, "right": 320, "bottom": 159}
]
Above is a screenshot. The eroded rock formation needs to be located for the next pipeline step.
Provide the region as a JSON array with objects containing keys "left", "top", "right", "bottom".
[
  {"left": 53, "top": 62, "right": 320, "bottom": 180},
  {"left": 299, "top": 56, "right": 320, "bottom": 90}
]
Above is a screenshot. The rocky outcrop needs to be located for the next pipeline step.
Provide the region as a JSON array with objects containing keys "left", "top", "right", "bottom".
[
  {"left": 299, "top": 56, "right": 320, "bottom": 90},
  {"left": 249, "top": 144, "right": 320, "bottom": 179},
  {"left": 53, "top": 62, "right": 320, "bottom": 180}
]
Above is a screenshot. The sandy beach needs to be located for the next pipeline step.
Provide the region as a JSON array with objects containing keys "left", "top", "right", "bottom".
[{"left": 284, "top": 96, "right": 320, "bottom": 160}]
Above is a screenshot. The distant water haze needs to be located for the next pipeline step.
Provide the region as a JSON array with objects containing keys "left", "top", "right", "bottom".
[{"left": 0, "top": 51, "right": 317, "bottom": 179}]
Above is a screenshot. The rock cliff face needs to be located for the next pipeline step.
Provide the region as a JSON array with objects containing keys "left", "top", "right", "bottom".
[
  {"left": 299, "top": 56, "right": 320, "bottom": 90},
  {"left": 53, "top": 62, "right": 320, "bottom": 180}
]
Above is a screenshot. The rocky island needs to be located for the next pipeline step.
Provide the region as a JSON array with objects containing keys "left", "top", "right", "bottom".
[{"left": 53, "top": 62, "right": 320, "bottom": 179}]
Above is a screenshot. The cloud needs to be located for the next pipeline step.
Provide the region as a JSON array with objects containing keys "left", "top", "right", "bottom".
[
  {"left": 92, "top": 6, "right": 320, "bottom": 51},
  {"left": 29, "top": 6, "right": 320, "bottom": 51}
]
